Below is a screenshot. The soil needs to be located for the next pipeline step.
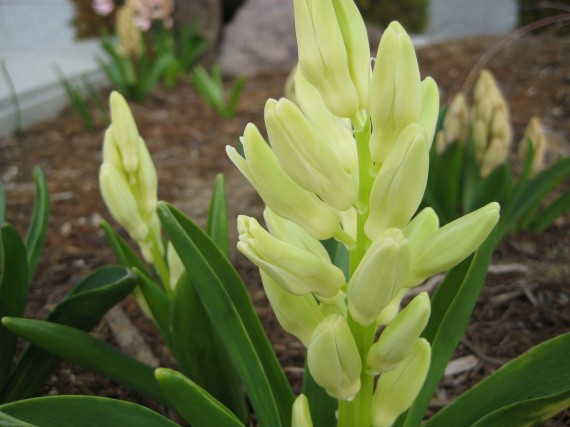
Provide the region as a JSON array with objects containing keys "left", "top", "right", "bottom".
[{"left": 1, "top": 35, "right": 570, "bottom": 426}]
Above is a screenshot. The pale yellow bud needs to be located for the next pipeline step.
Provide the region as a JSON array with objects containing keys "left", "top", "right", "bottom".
[
  {"left": 371, "top": 338, "right": 431, "bottom": 427},
  {"left": 367, "top": 292, "right": 431, "bottom": 374},
  {"left": 365, "top": 123, "right": 429, "bottom": 240},
  {"left": 402, "top": 207, "right": 440, "bottom": 248},
  {"left": 480, "top": 136, "right": 509, "bottom": 177},
  {"left": 408, "top": 202, "right": 500, "bottom": 286},
  {"left": 264, "top": 98, "right": 358, "bottom": 210},
  {"left": 115, "top": 4, "right": 142, "bottom": 58},
  {"left": 518, "top": 116, "right": 547, "bottom": 176},
  {"left": 260, "top": 271, "right": 324, "bottom": 347},
  {"left": 376, "top": 288, "right": 407, "bottom": 326},
  {"left": 134, "top": 136, "right": 158, "bottom": 216},
  {"left": 292, "top": 394, "right": 314, "bottom": 427},
  {"left": 237, "top": 216, "right": 345, "bottom": 298},
  {"left": 369, "top": 21, "right": 421, "bottom": 164},
  {"left": 110, "top": 91, "right": 140, "bottom": 173},
  {"left": 420, "top": 77, "right": 440, "bottom": 149},
  {"left": 99, "top": 163, "right": 148, "bottom": 242},
  {"left": 439, "top": 92, "right": 469, "bottom": 153},
  {"left": 348, "top": 229, "right": 411, "bottom": 326},
  {"left": 167, "top": 241, "right": 184, "bottom": 290},
  {"left": 307, "top": 314, "right": 362, "bottom": 400},
  {"left": 294, "top": 0, "right": 370, "bottom": 117},
  {"left": 227, "top": 124, "right": 341, "bottom": 240}
]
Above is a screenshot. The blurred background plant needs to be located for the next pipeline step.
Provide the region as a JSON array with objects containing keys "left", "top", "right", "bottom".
[
  {"left": 191, "top": 64, "right": 245, "bottom": 119},
  {"left": 92, "top": 0, "right": 208, "bottom": 102},
  {"left": 517, "top": 0, "right": 570, "bottom": 35},
  {"left": 425, "top": 68, "right": 570, "bottom": 237}
]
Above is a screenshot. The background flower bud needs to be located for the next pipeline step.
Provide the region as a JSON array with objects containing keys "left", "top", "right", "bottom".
[
  {"left": 367, "top": 292, "right": 431, "bottom": 374},
  {"left": 348, "top": 229, "right": 411, "bottom": 325},
  {"left": 307, "top": 314, "right": 362, "bottom": 400},
  {"left": 371, "top": 338, "right": 431, "bottom": 427},
  {"left": 518, "top": 116, "right": 547, "bottom": 176}
]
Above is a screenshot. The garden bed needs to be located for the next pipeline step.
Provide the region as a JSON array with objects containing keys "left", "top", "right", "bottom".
[{"left": 1, "top": 35, "right": 569, "bottom": 425}]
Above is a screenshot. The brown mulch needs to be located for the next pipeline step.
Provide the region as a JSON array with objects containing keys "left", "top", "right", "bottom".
[{"left": 1, "top": 35, "right": 569, "bottom": 426}]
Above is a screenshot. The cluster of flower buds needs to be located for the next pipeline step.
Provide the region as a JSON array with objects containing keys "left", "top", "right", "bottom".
[
  {"left": 92, "top": 0, "right": 174, "bottom": 32},
  {"left": 99, "top": 92, "right": 163, "bottom": 268},
  {"left": 471, "top": 69, "right": 513, "bottom": 176},
  {"left": 229, "top": 1, "right": 500, "bottom": 425}
]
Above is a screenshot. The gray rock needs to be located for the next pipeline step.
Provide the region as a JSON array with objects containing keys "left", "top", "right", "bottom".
[{"left": 219, "top": 0, "right": 297, "bottom": 76}]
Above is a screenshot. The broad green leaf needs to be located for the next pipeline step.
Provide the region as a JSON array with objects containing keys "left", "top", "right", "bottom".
[
  {"left": 426, "top": 333, "right": 570, "bottom": 426},
  {"left": 0, "top": 411, "right": 38, "bottom": 426},
  {"left": 0, "top": 396, "right": 178, "bottom": 427},
  {"left": 0, "top": 318, "right": 167, "bottom": 406},
  {"left": 158, "top": 202, "right": 293, "bottom": 427},
  {"left": 135, "top": 269, "right": 172, "bottom": 347},
  {"left": 206, "top": 174, "right": 230, "bottom": 258},
  {"left": 170, "top": 272, "right": 248, "bottom": 422},
  {"left": 2, "top": 266, "right": 136, "bottom": 402},
  {"left": 400, "top": 233, "right": 496, "bottom": 427},
  {"left": 156, "top": 368, "right": 244, "bottom": 427},
  {"left": 531, "top": 189, "right": 570, "bottom": 232},
  {"left": 0, "top": 224, "right": 29, "bottom": 392},
  {"left": 24, "top": 167, "right": 49, "bottom": 280},
  {"left": 471, "top": 390, "right": 570, "bottom": 427}
]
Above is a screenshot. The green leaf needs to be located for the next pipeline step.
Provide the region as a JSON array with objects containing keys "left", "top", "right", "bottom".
[
  {"left": 471, "top": 163, "right": 512, "bottom": 212},
  {"left": 1, "top": 266, "right": 137, "bottom": 402},
  {"left": 301, "top": 361, "right": 337, "bottom": 427},
  {"left": 530, "top": 184, "right": 570, "bottom": 232},
  {"left": 426, "top": 333, "right": 570, "bottom": 426},
  {"left": 400, "top": 233, "right": 496, "bottom": 427},
  {"left": 0, "top": 396, "right": 178, "bottom": 427},
  {"left": 135, "top": 269, "right": 172, "bottom": 346},
  {"left": 158, "top": 202, "right": 293, "bottom": 427},
  {"left": 24, "top": 167, "right": 49, "bottom": 281},
  {"left": 226, "top": 76, "right": 246, "bottom": 118},
  {"left": 206, "top": 174, "right": 230, "bottom": 258},
  {"left": 170, "top": 272, "right": 248, "bottom": 422},
  {"left": 0, "top": 318, "right": 168, "bottom": 406},
  {"left": 0, "top": 180, "right": 5, "bottom": 223},
  {"left": 156, "top": 368, "right": 244, "bottom": 427},
  {"left": 0, "top": 411, "right": 38, "bottom": 426},
  {"left": 0, "top": 224, "right": 29, "bottom": 392}
]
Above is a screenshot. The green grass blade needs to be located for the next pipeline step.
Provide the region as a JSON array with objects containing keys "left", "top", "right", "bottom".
[
  {"left": 226, "top": 76, "right": 246, "bottom": 118},
  {"left": 0, "top": 224, "right": 29, "bottom": 392},
  {"left": 400, "top": 234, "right": 496, "bottom": 427},
  {"left": 206, "top": 174, "right": 230, "bottom": 258},
  {"left": 531, "top": 187, "right": 570, "bottom": 232},
  {"left": 156, "top": 368, "right": 244, "bottom": 427},
  {"left": 2, "top": 266, "right": 136, "bottom": 402},
  {"left": 158, "top": 202, "right": 293, "bottom": 426},
  {"left": 24, "top": 167, "right": 49, "bottom": 281},
  {"left": 0, "top": 396, "right": 178, "bottom": 427},
  {"left": 426, "top": 333, "right": 570, "bottom": 426},
  {"left": 1, "top": 318, "right": 167, "bottom": 406}
]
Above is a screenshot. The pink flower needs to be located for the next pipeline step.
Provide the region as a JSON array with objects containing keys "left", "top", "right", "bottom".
[
  {"left": 92, "top": 0, "right": 115, "bottom": 16},
  {"left": 128, "top": 0, "right": 174, "bottom": 30}
]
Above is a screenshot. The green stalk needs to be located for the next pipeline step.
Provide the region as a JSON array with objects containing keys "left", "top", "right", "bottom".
[{"left": 337, "top": 111, "right": 376, "bottom": 427}]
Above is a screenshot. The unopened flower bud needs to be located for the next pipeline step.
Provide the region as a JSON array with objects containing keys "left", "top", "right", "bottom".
[
  {"left": 480, "top": 136, "right": 509, "bottom": 177},
  {"left": 402, "top": 207, "right": 440, "bottom": 248},
  {"left": 408, "top": 202, "right": 500, "bottom": 286},
  {"left": 518, "top": 116, "right": 547, "bottom": 176},
  {"left": 261, "top": 271, "right": 324, "bottom": 347},
  {"left": 307, "top": 314, "right": 362, "bottom": 400},
  {"left": 227, "top": 124, "right": 341, "bottom": 240},
  {"left": 371, "top": 338, "right": 431, "bottom": 427},
  {"left": 437, "top": 92, "right": 469, "bottom": 153},
  {"left": 348, "top": 229, "right": 411, "bottom": 325},
  {"left": 264, "top": 98, "right": 358, "bottom": 210},
  {"left": 369, "top": 22, "right": 438, "bottom": 164},
  {"left": 109, "top": 91, "right": 140, "bottom": 173},
  {"left": 294, "top": 0, "right": 370, "bottom": 117},
  {"left": 365, "top": 123, "right": 429, "bottom": 240},
  {"left": 134, "top": 136, "right": 158, "bottom": 216},
  {"left": 99, "top": 163, "right": 148, "bottom": 241},
  {"left": 292, "top": 394, "right": 314, "bottom": 427},
  {"left": 367, "top": 292, "right": 431, "bottom": 374},
  {"left": 237, "top": 216, "right": 345, "bottom": 298}
]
